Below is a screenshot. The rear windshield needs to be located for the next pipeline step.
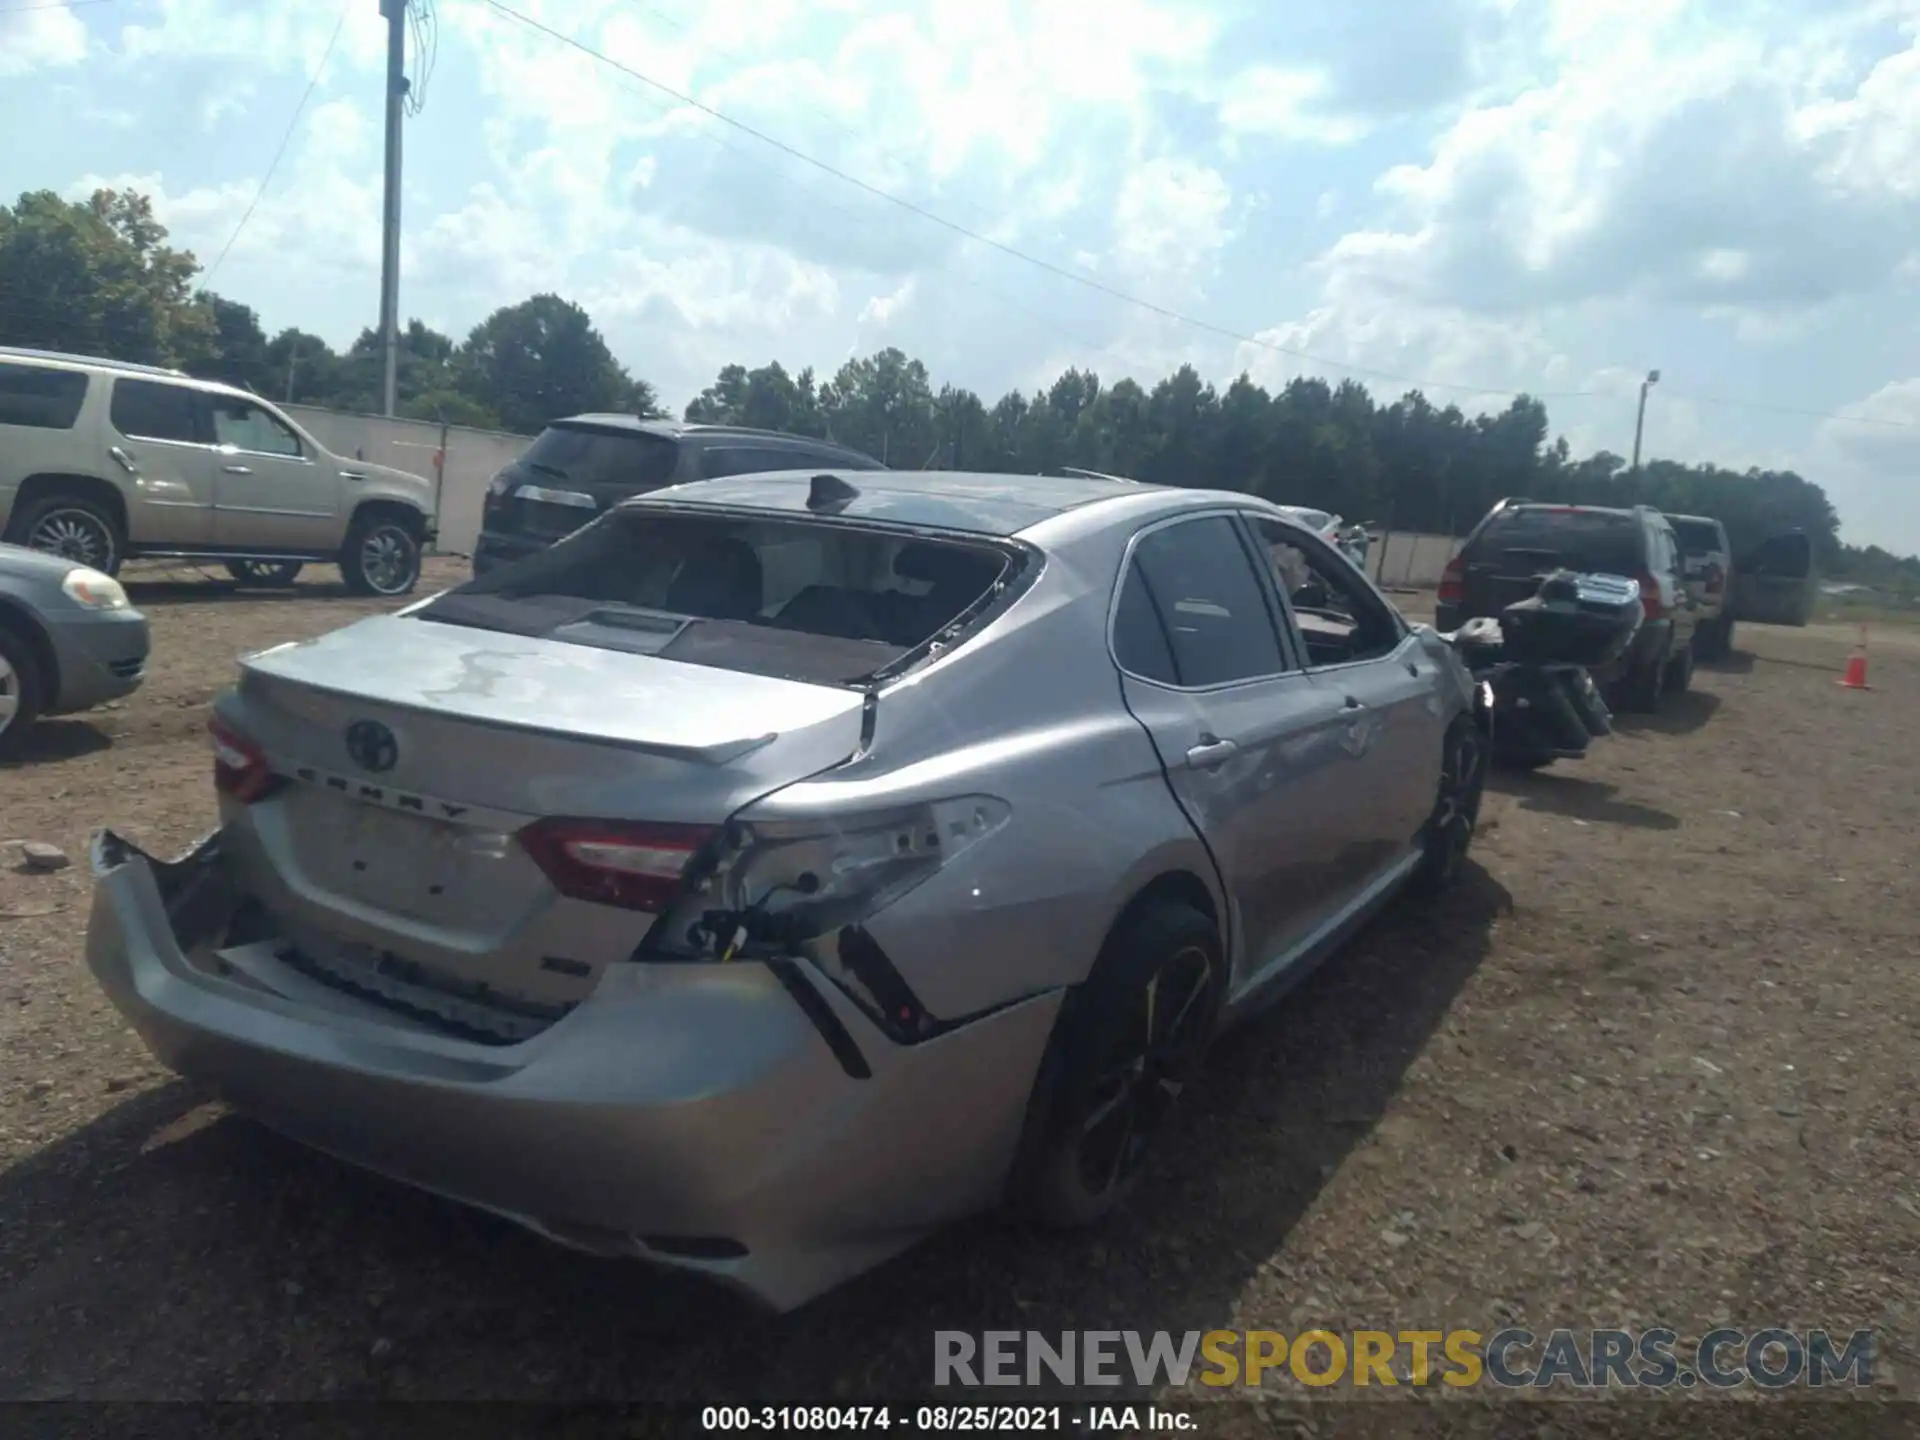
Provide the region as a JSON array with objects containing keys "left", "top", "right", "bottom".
[
  {"left": 1670, "top": 518, "right": 1724, "bottom": 555},
  {"left": 517, "top": 423, "right": 678, "bottom": 491},
  {"left": 0, "top": 362, "right": 88, "bottom": 430},
  {"left": 419, "top": 509, "right": 1014, "bottom": 686},
  {"left": 1475, "top": 509, "right": 1643, "bottom": 575}
]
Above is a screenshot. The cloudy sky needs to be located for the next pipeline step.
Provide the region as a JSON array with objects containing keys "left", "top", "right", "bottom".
[{"left": 4, "top": 0, "right": 1918, "bottom": 551}]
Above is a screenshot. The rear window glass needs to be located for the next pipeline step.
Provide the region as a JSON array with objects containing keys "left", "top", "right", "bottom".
[
  {"left": 0, "top": 363, "right": 88, "bottom": 430},
  {"left": 701, "top": 445, "right": 836, "bottom": 479},
  {"left": 1670, "top": 518, "right": 1724, "bottom": 555},
  {"left": 519, "top": 424, "right": 678, "bottom": 491},
  {"left": 419, "top": 510, "right": 1012, "bottom": 686},
  {"left": 1476, "top": 509, "right": 1643, "bottom": 575}
]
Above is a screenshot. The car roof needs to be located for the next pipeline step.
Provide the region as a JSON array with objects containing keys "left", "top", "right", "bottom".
[
  {"left": 1501, "top": 502, "right": 1641, "bottom": 520},
  {"left": 628, "top": 469, "right": 1201, "bottom": 536},
  {"left": 0, "top": 345, "right": 190, "bottom": 380},
  {"left": 552, "top": 414, "right": 878, "bottom": 458}
]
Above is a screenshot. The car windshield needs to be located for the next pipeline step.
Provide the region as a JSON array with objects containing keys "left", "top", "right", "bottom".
[
  {"left": 1670, "top": 518, "right": 1724, "bottom": 555},
  {"left": 1478, "top": 509, "right": 1643, "bottom": 574},
  {"left": 418, "top": 508, "right": 1012, "bottom": 685},
  {"left": 517, "top": 423, "right": 678, "bottom": 490},
  {"left": 1280, "top": 508, "right": 1333, "bottom": 531}
]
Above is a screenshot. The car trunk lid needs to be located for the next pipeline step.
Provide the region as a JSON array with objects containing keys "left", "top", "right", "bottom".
[
  {"left": 219, "top": 614, "right": 868, "bottom": 990},
  {"left": 236, "top": 613, "right": 869, "bottom": 821}
]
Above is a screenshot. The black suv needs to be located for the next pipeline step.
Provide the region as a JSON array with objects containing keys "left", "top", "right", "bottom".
[
  {"left": 472, "top": 417, "right": 885, "bottom": 576},
  {"left": 1437, "top": 501, "right": 1701, "bottom": 711}
]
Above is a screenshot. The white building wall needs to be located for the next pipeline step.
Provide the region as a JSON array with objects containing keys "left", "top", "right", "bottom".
[{"left": 284, "top": 404, "right": 534, "bottom": 556}]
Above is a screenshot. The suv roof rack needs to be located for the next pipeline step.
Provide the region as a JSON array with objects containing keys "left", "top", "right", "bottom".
[{"left": 0, "top": 345, "right": 190, "bottom": 380}]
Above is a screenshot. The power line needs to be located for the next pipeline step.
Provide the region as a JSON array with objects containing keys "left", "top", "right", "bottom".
[
  {"left": 1658, "top": 388, "right": 1917, "bottom": 430},
  {"left": 488, "top": 1, "right": 1920, "bottom": 436},
  {"left": 480, "top": 0, "right": 1609, "bottom": 405},
  {"left": 404, "top": 0, "right": 437, "bottom": 117},
  {"left": 201, "top": 4, "right": 352, "bottom": 285}
]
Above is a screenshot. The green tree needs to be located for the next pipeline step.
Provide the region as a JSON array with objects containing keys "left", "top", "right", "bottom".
[
  {"left": 0, "top": 188, "right": 211, "bottom": 364},
  {"left": 184, "top": 293, "right": 271, "bottom": 393},
  {"left": 458, "top": 293, "right": 634, "bottom": 434}
]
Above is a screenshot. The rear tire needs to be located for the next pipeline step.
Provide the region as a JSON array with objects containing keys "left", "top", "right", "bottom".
[
  {"left": 1615, "top": 645, "right": 1667, "bottom": 713},
  {"left": 1013, "top": 902, "right": 1225, "bottom": 1230},
  {"left": 0, "top": 623, "right": 46, "bottom": 758},
  {"left": 1663, "top": 642, "right": 1694, "bottom": 694},
  {"left": 13, "top": 494, "right": 124, "bottom": 576},
  {"left": 340, "top": 512, "right": 421, "bottom": 597},
  {"left": 224, "top": 560, "right": 304, "bottom": 588},
  {"left": 1413, "top": 717, "right": 1488, "bottom": 894}
]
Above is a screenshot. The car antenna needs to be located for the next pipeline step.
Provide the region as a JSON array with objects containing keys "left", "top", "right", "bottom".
[{"left": 807, "top": 473, "right": 860, "bottom": 512}]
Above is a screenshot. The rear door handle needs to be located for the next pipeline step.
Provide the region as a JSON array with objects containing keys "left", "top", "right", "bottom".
[
  {"left": 221, "top": 463, "right": 253, "bottom": 475},
  {"left": 1185, "top": 737, "right": 1239, "bottom": 769},
  {"left": 1343, "top": 694, "right": 1365, "bottom": 710},
  {"left": 109, "top": 445, "right": 138, "bottom": 475}
]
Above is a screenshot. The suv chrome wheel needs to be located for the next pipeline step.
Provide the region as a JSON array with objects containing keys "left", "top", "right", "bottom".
[
  {"left": 342, "top": 517, "right": 421, "bottom": 597},
  {"left": 0, "top": 651, "right": 20, "bottom": 739},
  {"left": 28, "top": 507, "right": 117, "bottom": 571}
]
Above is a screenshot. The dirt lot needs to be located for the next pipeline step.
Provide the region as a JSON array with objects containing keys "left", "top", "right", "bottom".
[{"left": 1, "top": 564, "right": 1915, "bottom": 1417}]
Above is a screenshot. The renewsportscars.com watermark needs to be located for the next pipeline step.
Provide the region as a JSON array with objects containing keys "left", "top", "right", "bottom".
[{"left": 934, "top": 1328, "right": 1876, "bottom": 1390}]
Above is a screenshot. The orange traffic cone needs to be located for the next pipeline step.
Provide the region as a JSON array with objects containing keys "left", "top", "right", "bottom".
[{"left": 1838, "top": 625, "right": 1871, "bottom": 690}]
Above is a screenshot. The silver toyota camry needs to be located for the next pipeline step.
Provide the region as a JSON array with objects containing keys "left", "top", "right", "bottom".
[{"left": 86, "top": 470, "right": 1488, "bottom": 1312}]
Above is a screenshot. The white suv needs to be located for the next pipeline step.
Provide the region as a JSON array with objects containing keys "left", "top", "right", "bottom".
[{"left": 0, "top": 347, "right": 437, "bottom": 595}]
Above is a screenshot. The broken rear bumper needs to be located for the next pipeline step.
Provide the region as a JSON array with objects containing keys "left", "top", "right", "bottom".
[{"left": 85, "top": 829, "right": 1061, "bottom": 1312}]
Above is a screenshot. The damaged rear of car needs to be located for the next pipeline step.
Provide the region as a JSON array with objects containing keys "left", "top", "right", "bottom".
[{"left": 84, "top": 473, "right": 1216, "bottom": 1310}]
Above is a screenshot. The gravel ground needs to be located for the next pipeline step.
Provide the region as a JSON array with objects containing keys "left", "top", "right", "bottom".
[{"left": 1, "top": 564, "right": 1915, "bottom": 1422}]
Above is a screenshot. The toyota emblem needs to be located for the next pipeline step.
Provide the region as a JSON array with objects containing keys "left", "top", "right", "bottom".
[{"left": 344, "top": 719, "right": 399, "bottom": 773}]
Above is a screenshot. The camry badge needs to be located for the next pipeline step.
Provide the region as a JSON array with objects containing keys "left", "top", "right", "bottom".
[{"left": 344, "top": 719, "right": 399, "bottom": 773}]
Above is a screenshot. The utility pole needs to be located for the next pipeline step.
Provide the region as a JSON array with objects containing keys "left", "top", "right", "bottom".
[
  {"left": 1631, "top": 368, "right": 1660, "bottom": 471},
  {"left": 377, "top": 0, "right": 408, "bottom": 418}
]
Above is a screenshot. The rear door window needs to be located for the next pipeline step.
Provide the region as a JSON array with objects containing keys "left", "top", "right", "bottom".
[
  {"left": 109, "top": 378, "right": 205, "bottom": 444},
  {"left": 0, "top": 363, "right": 89, "bottom": 430},
  {"left": 1742, "top": 531, "right": 1812, "bottom": 579},
  {"left": 1475, "top": 509, "right": 1644, "bottom": 575},
  {"left": 518, "top": 424, "right": 679, "bottom": 492},
  {"left": 1123, "top": 516, "right": 1291, "bottom": 687}
]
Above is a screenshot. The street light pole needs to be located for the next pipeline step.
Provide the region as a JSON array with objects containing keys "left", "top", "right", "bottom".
[
  {"left": 1631, "top": 368, "right": 1661, "bottom": 471},
  {"left": 377, "top": 0, "right": 409, "bottom": 419}
]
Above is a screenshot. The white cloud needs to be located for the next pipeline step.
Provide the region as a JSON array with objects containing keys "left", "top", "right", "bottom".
[
  {"left": 1111, "top": 158, "right": 1234, "bottom": 289},
  {"left": 0, "top": 2, "right": 87, "bottom": 76},
  {"left": 7, "top": 0, "right": 1920, "bottom": 552}
]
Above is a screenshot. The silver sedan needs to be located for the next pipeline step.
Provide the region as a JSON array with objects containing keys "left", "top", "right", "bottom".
[
  {"left": 85, "top": 470, "right": 1487, "bottom": 1311},
  {"left": 0, "top": 542, "right": 149, "bottom": 755}
]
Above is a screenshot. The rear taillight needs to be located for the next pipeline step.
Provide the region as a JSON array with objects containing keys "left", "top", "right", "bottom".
[
  {"left": 1438, "top": 556, "right": 1465, "bottom": 605},
  {"left": 209, "top": 715, "right": 277, "bottom": 804},
  {"left": 1706, "top": 563, "right": 1725, "bottom": 595},
  {"left": 517, "top": 818, "right": 714, "bottom": 913},
  {"left": 1637, "top": 572, "right": 1665, "bottom": 622}
]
